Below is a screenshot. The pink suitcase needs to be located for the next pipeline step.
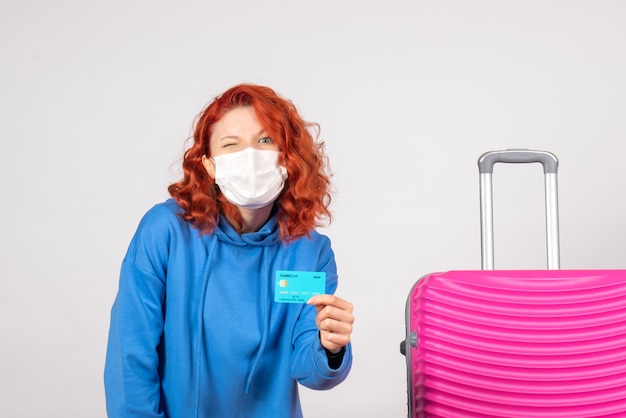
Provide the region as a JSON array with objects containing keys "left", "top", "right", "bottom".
[{"left": 400, "top": 150, "right": 626, "bottom": 418}]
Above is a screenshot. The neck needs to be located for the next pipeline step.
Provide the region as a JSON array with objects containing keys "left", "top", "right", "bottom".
[{"left": 228, "top": 203, "right": 274, "bottom": 234}]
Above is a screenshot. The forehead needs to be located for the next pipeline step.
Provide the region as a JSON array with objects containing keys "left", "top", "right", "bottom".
[{"left": 211, "top": 106, "right": 263, "bottom": 138}]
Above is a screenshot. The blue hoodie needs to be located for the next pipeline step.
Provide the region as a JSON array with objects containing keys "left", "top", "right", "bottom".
[{"left": 104, "top": 199, "right": 352, "bottom": 417}]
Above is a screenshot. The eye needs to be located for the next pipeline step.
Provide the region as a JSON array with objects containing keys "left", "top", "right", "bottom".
[{"left": 258, "top": 136, "right": 272, "bottom": 144}]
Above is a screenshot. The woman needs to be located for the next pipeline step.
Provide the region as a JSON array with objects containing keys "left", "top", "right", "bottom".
[{"left": 104, "top": 84, "right": 354, "bottom": 417}]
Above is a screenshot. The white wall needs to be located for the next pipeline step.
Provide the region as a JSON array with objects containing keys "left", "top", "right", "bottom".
[{"left": 1, "top": 1, "right": 625, "bottom": 416}]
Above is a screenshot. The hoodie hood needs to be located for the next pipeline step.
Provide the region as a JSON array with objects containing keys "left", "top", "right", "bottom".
[{"left": 213, "top": 211, "right": 281, "bottom": 247}]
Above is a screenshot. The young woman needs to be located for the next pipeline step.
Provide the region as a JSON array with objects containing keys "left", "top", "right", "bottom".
[{"left": 104, "top": 84, "right": 354, "bottom": 417}]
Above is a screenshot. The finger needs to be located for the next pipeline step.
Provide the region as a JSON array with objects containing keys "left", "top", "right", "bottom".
[
  {"left": 319, "top": 316, "right": 353, "bottom": 335},
  {"left": 307, "top": 294, "right": 353, "bottom": 312},
  {"left": 319, "top": 328, "right": 351, "bottom": 352},
  {"left": 317, "top": 305, "right": 355, "bottom": 328}
]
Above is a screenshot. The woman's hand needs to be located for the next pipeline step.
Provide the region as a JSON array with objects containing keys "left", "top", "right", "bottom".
[{"left": 307, "top": 295, "right": 354, "bottom": 353}]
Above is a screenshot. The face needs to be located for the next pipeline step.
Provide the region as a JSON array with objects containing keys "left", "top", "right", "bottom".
[{"left": 202, "top": 106, "right": 280, "bottom": 178}]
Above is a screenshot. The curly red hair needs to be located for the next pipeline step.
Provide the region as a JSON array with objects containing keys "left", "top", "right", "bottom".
[{"left": 168, "top": 84, "right": 333, "bottom": 241}]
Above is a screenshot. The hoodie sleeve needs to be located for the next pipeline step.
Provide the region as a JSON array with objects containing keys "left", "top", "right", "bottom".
[
  {"left": 104, "top": 205, "right": 171, "bottom": 417},
  {"left": 289, "top": 235, "right": 353, "bottom": 390}
]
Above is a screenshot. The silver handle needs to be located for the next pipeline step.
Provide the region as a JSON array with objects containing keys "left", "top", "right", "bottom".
[{"left": 478, "top": 149, "right": 561, "bottom": 270}]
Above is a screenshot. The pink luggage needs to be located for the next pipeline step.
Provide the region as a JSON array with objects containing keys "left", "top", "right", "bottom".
[{"left": 400, "top": 149, "right": 626, "bottom": 418}]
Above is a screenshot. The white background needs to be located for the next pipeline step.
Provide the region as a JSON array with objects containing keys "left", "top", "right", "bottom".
[{"left": 1, "top": 1, "right": 625, "bottom": 417}]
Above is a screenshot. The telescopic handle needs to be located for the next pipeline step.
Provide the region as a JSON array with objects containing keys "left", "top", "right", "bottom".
[
  {"left": 478, "top": 149, "right": 559, "bottom": 174},
  {"left": 478, "top": 149, "right": 561, "bottom": 270}
]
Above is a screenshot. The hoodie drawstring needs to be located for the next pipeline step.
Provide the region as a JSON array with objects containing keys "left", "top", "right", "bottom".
[
  {"left": 245, "top": 246, "right": 272, "bottom": 394},
  {"left": 194, "top": 241, "right": 217, "bottom": 414}
]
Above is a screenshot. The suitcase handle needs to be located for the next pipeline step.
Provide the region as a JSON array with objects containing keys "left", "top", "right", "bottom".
[
  {"left": 478, "top": 149, "right": 559, "bottom": 174},
  {"left": 478, "top": 149, "right": 560, "bottom": 270}
]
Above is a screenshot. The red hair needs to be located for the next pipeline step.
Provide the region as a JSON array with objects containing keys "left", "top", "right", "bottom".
[{"left": 168, "top": 84, "right": 333, "bottom": 241}]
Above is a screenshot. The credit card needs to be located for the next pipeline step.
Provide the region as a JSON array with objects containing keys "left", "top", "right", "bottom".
[{"left": 275, "top": 270, "right": 326, "bottom": 303}]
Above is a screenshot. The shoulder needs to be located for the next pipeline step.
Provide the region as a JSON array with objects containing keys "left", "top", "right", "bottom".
[
  {"left": 134, "top": 199, "right": 187, "bottom": 234},
  {"left": 140, "top": 198, "right": 183, "bottom": 224},
  {"left": 129, "top": 199, "right": 193, "bottom": 248},
  {"left": 308, "top": 229, "right": 331, "bottom": 245},
  {"left": 290, "top": 228, "right": 331, "bottom": 247},
  {"left": 124, "top": 199, "right": 197, "bottom": 267},
  {"left": 288, "top": 229, "right": 335, "bottom": 261}
]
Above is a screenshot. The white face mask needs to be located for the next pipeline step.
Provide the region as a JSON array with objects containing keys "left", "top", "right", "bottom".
[{"left": 212, "top": 148, "right": 288, "bottom": 209}]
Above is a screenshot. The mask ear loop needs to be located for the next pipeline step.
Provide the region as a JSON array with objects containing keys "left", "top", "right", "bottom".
[{"left": 201, "top": 155, "right": 216, "bottom": 180}]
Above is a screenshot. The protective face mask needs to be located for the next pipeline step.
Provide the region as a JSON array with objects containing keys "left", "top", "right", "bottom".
[{"left": 212, "top": 148, "right": 288, "bottom": 209}]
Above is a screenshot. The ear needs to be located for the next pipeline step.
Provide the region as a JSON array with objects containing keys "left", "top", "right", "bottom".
[{"left": 201, "top": 155, "right": 216, "bottom": 179}]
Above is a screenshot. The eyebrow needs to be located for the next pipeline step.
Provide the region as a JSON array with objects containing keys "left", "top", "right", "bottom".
[{"left": 217, "top": 129, "right": 267, "bottom": 142}]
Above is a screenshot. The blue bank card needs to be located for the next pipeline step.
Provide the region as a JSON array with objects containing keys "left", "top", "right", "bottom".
[{"left": 275, "top": 270, "right": 326, "bottom": 303}]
